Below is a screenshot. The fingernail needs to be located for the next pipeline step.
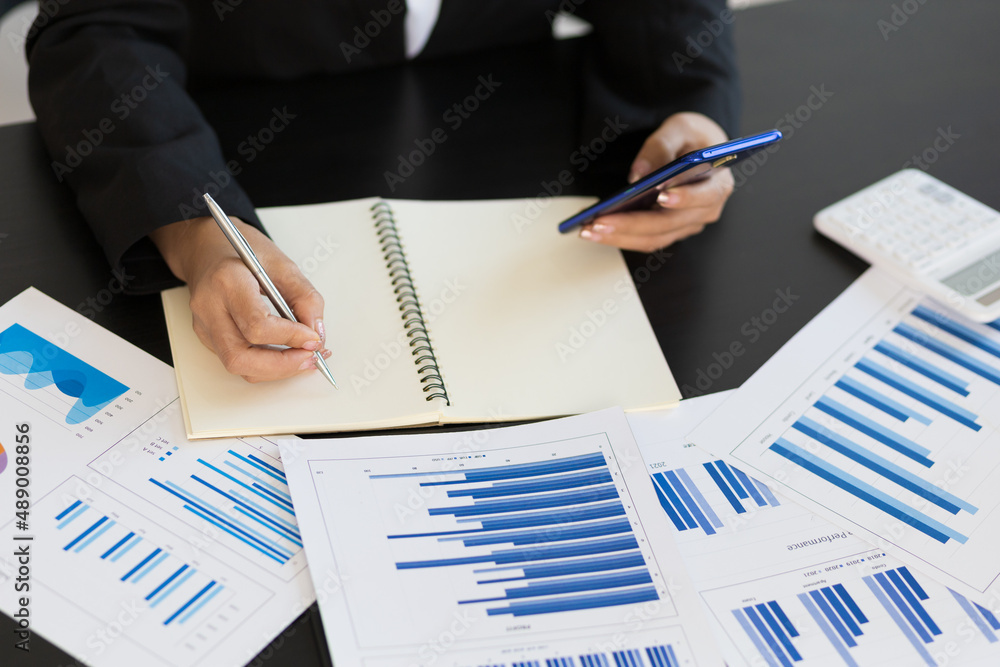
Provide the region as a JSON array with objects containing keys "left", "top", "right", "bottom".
[
  {"left": 580, "top": 229, "right": 600, "bottom": 241},
  {"left": 299, "top": 358, "right": 317, "bottom": 371},
  {"left": 316, "top": 318, "right": 326, "bottom": 343},
  {"left": 303, "top": 339, "right": 321, "bottom": 351},
  {"left": 322, "top": 349, "right": 332, "bottom": 359},
  {"left": 628, "top": 160, "right": 650, "bottom": 183},
  {"left": 591, "top": 223, "right": 613, "bottom": 234},
  {"left": 657, "top": 191, "right": 674, "bottom": 206}
]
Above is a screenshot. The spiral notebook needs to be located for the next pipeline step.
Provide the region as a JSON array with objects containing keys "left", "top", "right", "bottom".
[{"left": 161, "top": 197, "right": 680, "bottom": 439}]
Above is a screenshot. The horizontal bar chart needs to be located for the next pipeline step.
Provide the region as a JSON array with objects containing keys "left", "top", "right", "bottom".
[
  {"left": 761, "top": 302, "right": 997, "bottom": 548},
  {"left": 384, "top": 450, "right": 659, "bottom": 618},
  {"left": 770, "top": 439, "right": 968, "bottom": 544},
  {"left": 855, "top": 357, "right": 981, "bottom": 431},
  {"left": 834, "top": 375, "right": 932, "bottom": 425},
  {"left": 874, "top": 340, "right": 969, "bottom": 395}
]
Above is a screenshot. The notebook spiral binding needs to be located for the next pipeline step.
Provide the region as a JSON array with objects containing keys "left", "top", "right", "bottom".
[{"left": 371, "top": 202, "right": 451, "bottom": 405}]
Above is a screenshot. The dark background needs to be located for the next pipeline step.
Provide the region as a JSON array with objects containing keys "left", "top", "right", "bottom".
[{"left": 1, "top": 0, "right": 997, "bottom": 664}]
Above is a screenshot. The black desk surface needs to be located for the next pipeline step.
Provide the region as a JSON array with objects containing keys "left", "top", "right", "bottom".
[{"left": 2, "top": 1, "right": 997, "bottom": 664}]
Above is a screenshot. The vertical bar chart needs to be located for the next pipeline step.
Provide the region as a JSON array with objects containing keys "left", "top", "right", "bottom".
[
  {"left": 861, "top": 564, "right": 947, "bottom": 667},
  {"left": 699, "top": 540, "right": 1000, "bottom": 667},
  {"left": 649, "top": 460, "right": 780, "bottom": 537},
  {"left": 409, "top": 642, "right": 683, "bottom": 667},
  {"left": 732, "top": 600, "right": 802, "bottom": 667},
  {"left": 949, "top": 589, "right": 1000, "bottom": 644},
  {"left": 795, "top": 583, "right": 869, "bottom": 667}
]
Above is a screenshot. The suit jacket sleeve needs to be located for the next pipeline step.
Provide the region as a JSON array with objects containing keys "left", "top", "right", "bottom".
[
  {"left": 26, "top": 0, "right": 263, "bottom": 294},
  {"left": 577, "top": 0, "right": 740, "bottom": 141}
]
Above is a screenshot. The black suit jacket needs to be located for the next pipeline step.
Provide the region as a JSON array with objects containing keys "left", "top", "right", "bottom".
[{"left": 26, "top": 0, "right": 739, "bottom": 292}]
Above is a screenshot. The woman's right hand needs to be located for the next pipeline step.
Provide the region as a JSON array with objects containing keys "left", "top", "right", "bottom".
[{"left": 150, "top": 216, "right": 330, "bottom": 383}]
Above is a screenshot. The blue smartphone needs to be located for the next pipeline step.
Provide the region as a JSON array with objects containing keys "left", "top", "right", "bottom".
[{"left": 557, "top": 129, "right": 783, "bottom": 233}]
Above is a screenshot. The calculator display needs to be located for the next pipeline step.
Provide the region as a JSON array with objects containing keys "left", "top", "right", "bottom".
[{"left": 941, "top": 249, "right": 1000, "bottom": 299}]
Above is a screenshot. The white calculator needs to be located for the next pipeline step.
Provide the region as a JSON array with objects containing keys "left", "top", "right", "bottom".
[{"left": 814, "top": 169, "right": 1000, "bottom": 322}]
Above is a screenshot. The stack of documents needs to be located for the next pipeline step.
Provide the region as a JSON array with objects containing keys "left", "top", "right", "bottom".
[
  {"left": 0, "top": 289, "right": 314, "bottom": 667},
  {"left": 5, "top": 260, "right": 1000, "bottom": 667}
]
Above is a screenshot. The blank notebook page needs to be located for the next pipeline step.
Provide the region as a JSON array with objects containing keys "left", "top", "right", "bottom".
[
  {"left": 162, "top": 198, "right": 438, "bottom": 437},
  {"left": 388, "top": 198, "right": 680, "bottom": 420}
]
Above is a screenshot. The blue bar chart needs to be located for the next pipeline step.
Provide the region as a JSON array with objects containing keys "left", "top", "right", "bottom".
[
  {"left": 383, "top": 451, "right": 660, "bottom": 618},
  {"left": 688, "top": 272, "right": 1000, "bottom": 596},
  {"left": 27, "top": 477, "right": 271, "bottom": 666},
  {"left": 861, "top": 566, "right": 943, "bottom": 667},
  {"left": 732, "top": 600, "right": 803, "bottom": 667},
  {"left": 796, "top": 584, "right": 868, "bottom": 667},
  {"left": 290, "top": 421, "right": 707, "bottom": 666},
  {"left": 0, "top": 323, "right": 128, "bottom": 424},
  {"left": 682, "top": 274, "right": 1000, "bottom": 601},
  {"left": 949, "top": 589, "right": 1000, "bottom": 644},
  {"left": 54, "top": 497, "right": 226, "bottom": 626},
  {"left": 762, "top": 301, "right": 997, "bottom": 550},
  {"left": 649, "top": 460, "right": 781, "bottom": 537},
  {"left": 91, "top": 427, "right": 306, "bottom": 578},
  {"left": 439, "top": 642, "right": 682, "bottom": 667},
  {"left": 149, "top": 448, "right": 302, "bottom": 566},
  {"left": 703, "top": 545, "right": 1000, "bottom": 667}
]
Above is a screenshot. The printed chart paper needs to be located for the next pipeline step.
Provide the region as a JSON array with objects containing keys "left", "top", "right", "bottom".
[
  {"left": 687, "top": 269, "right": 1000, "bottom": 601},
  {"left": 630, "top": 392, "right": 1000, "bottom": 667},
  {"left": 279, "top": 408, "right": 721, "bottom": 667},
  {"left": 0, "top": 288, "right": 315, "bottom": 667}
]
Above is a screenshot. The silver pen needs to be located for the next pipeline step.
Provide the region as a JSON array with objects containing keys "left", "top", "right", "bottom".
[{"left": 202, "top": 193, "right": 338, "bottom": 389}]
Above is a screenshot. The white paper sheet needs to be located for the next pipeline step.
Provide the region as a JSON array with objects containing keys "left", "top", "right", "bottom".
[
  {"left": 278, "top": 408, "right": 721, "bottom": 667},
  {"left": 629, "top": 392, "right": 1000, "bottom": 667},
  {"left": 686, "top": 269, "right": 1000, "bottom": 602},
  {"left": 0, "top": 288, "right": 314, "bottom": 666}
]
